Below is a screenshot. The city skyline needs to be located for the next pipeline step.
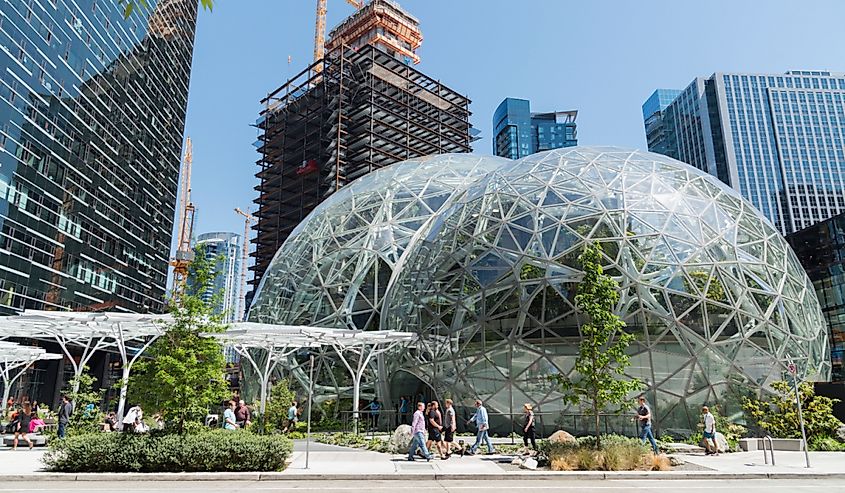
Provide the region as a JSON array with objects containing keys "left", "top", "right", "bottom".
[
  {"left": 645, "top": 70, "right": 845, "bottom": 235},
  {"left": 182, "top": 0, "right": 845, "bottom": 263}
]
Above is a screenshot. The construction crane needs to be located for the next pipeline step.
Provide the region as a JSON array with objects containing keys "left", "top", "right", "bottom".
[
  {"left": 170, "top": 137, "right": 196, "bottom": 297},
  {"left": 313, "top": 0, "right": 363, "bottom": 73},
  {"left": 234, "top": 207, "right": 256, "bottom": 321}
]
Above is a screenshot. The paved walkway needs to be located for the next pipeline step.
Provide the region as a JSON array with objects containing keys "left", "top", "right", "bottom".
[
  {"left": 681, "top": 450, "right": 843, "bottom": 475},
  {"left": 2, "top": 439, "right": 844, "bottom": 480},
  {"left": 287, "top": 440, "right": 508, "bottom": 476}
]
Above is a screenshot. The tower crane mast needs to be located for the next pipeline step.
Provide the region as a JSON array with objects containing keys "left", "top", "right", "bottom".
[
  {"left": 234, "top": 207, "right": 256, "bottom": 321},
  {"left": 313, "top": 0, "right": 363, "bottom": 73},
  {"left": 170, "top": 137, "right": 196, "bottom": 297}
]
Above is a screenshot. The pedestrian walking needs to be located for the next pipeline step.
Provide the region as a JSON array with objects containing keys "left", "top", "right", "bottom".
[
  {"left": 57, "top": 395, "right": 73, "bottom": 439},
  {"left": 11, "top": 403, "right": 34, "bottom": 450},
  {"left": 235, "top": 400, "right": 251, "bottom": 428},
  {"left": 426, "top": 400, "right": 447, "bottom": 459},
  {"left": 701, "top": 406, "right": 719, "bottom": 455},
  {"left": 467, "top": 399, "right": 495, "bottom": 455},
  {"left": 443, "top": 399, "right": 456, "bottom": 457},
  {"left": 407, "top": 402, "right": 433, "bottom": 461},
  {"left": 522, "top": 403, "right": 537, "bottom": 450},
  {"left": 283, "top": 401, "right": 298, "bottom": 432},
  {"left": 637, "top": 396, "right": 659, "bottom": 454}
]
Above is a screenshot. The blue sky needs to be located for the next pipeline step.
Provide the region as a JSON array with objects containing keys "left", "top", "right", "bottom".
[{"left": 181, "top": 0, "right": 845, "bottom": 257}]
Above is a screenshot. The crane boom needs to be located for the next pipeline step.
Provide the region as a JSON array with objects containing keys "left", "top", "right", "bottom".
[
  {"left": 234, "top": 207, "right": 256, "bottom": 321},
  {"left": 313, "top": 0, "right": 363, "bottom": 73}
]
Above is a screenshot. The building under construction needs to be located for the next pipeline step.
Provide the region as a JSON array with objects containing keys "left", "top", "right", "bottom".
[{"left": 250, "top": 0, "right": 475, "bottom": 291}]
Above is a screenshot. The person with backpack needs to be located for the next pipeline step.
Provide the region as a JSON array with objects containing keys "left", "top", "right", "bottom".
[{"left": 637, "top": 395, "right": 659, "bottom": 454}]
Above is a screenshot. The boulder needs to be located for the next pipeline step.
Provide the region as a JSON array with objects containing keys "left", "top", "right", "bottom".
[
  {"left": 701, "top": 432, "right": 729, "bottom": 453},
  {"left": 837, "top": 424, "right": 845, "bottom": 442},
  {"left": 389, "top": 424, "right": 413, "bottom": 453},
  {"left": 548, "top": 430, "right": 576, "bottom": 445},
  {"left": 521, "top": 457, "right": 538, "bottom": 470},
  {"left": 667, "top": 455, "right": 685, "bottom": 466},
  {"left": 714, "top": 432, "right": 729, "bottom": 453}
]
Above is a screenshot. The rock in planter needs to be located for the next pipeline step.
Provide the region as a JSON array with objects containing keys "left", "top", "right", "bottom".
[
  {"left": 715, "top": 432, "right": 729, "bottom": 453},
  {"left": 548, "top": 430, "right": 576, "bottom": 445},
  {"left": 667, "top": 455, "right": 685, "bottom": 466},
  {"left": 521, "top": 457, "right": 538, "bottom": 470},
  {"left": 837, "top": 424, "right": 845, "bottom": 442},
  {"left": 389, "top": 424, "right": 413, "bottom": 453},
  {"left": 701, "top": 432, "right": 729, "bottom": 453}
]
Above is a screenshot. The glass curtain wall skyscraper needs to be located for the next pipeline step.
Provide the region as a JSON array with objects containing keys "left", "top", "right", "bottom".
[
  {"left": 0, "top": 0, "right": 198, "bottom": 314},
  {"left": 786, "top": 214, "right": 845, "bottom": 382},
  {"left": 493, "top": 98, "right": 577, "bottom": 159},
  {"left": 642, "top": 89, "right": 682, "bottom": 156},
  {"left": 195, "top": 232, "right": 242, "bottom": 323},
  {"left": 644, "top": 71, "right": 845, "bottom": 235}
]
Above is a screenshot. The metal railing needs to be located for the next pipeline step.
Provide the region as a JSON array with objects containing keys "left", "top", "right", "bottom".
[{"left": 762, "top": 435, "right": 775, "bottom": 465}]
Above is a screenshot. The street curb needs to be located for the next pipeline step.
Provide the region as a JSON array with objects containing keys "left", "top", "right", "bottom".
[{"left": 7, "top": 471, "right": 845, "bottom": 481}]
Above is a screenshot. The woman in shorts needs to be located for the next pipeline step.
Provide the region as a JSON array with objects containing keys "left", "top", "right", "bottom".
[{"left": 442, "top": 399, "right": 456, "bottom": 457}]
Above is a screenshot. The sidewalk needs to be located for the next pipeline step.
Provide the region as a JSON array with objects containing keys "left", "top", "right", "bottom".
[{"left": 2, "top": 441, "right": 844, "bottom": 481}]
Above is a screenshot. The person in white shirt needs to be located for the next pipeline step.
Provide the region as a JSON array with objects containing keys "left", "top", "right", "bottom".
[{"left": 702, "top": 406, "right": 718, "bottom": 455}]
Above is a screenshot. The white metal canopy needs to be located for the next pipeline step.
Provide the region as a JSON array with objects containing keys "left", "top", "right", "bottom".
[
  {"left": 0, "top": 342, "right": 63, "bottom": 409},
  {"left": 215, "top": 323, "right": 414, "bottom": 433},
  {"left": 0, "top": 310, "right": 172, "bottom": 423},
  {"left": 203, "top": 325, "right": 325, "bottom": 421}
]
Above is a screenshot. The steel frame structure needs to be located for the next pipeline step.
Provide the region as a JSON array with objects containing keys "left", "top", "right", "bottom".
[{"left": 251, "top": 43, "right": 474, "bottom": 291}]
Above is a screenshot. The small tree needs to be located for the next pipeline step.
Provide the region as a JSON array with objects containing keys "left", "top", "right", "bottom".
[
  {"left": 552, "top": 242, "right": 641, "bottom": 449},
  {"left": 743, "top": 380, "right": 842, "bottom": 442},
  {"left": 63, "top": 369, "right": 106, "bottom": 436},
  {"left": 261, "top": 379, "right": 297, "bottom": 434},
  {"left": 128, "top": 244, "right": 229, "bottom": 434}
]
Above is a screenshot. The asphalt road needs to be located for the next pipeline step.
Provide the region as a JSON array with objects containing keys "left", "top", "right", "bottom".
[{"left": 0, "top": 479, "right": 842, "bottom": 493}]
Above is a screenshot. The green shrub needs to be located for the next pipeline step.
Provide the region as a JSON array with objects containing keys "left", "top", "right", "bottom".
[
  {"left": 41, "top": 430, "right": 293, "bottom": 472},
  {"left": 743, "top": 381, "right": 843, "bottom": 442},
  {"left": 809, "top": 436, "right": 845, "bottom": 452},
  {"left": 259, "top": 379, "right": 297, "bottom": 433}
]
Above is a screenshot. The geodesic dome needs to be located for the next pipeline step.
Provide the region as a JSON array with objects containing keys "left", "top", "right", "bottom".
[
  {"left": 250, "top": 146, "right": 830, "bottom": 433},
  {"left": 249, "top": 153, "right": 509, "bottom": 330}
]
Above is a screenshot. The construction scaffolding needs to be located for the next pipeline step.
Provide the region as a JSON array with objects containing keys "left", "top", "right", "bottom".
[{"left": 251, "top": 43, "right": 474, "bottom": 291}]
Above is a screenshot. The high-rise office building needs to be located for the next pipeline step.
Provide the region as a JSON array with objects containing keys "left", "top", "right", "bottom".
[
  {"left": 251, "top": 0, "right": 474, "bottom": 291},
  {"left": 195, "top": 232, "right": 242, "bottom": 323},
  {"left": 645, "top": 71, "right": 845, "bottom": 235},
  {"left": 786, "top": 213, "right": 845, "bottom": 382},
  {"left": 0, "top": 0, "right": 198, "bottom": 313},
  {"left": 492, "top": 98, "right": 577, "bottom": 160},
  {"left": 642, "top": 89, "right": 682, "bottom": 156}
]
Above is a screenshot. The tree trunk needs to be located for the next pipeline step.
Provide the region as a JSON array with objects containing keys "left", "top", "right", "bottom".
[{"left": 594, "top": 401, "right": 600, "bottom": 449}]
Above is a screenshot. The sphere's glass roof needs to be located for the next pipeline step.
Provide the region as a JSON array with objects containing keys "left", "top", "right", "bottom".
[{"left": 250, "top": 146, "right": 829, "bottom": 431}]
